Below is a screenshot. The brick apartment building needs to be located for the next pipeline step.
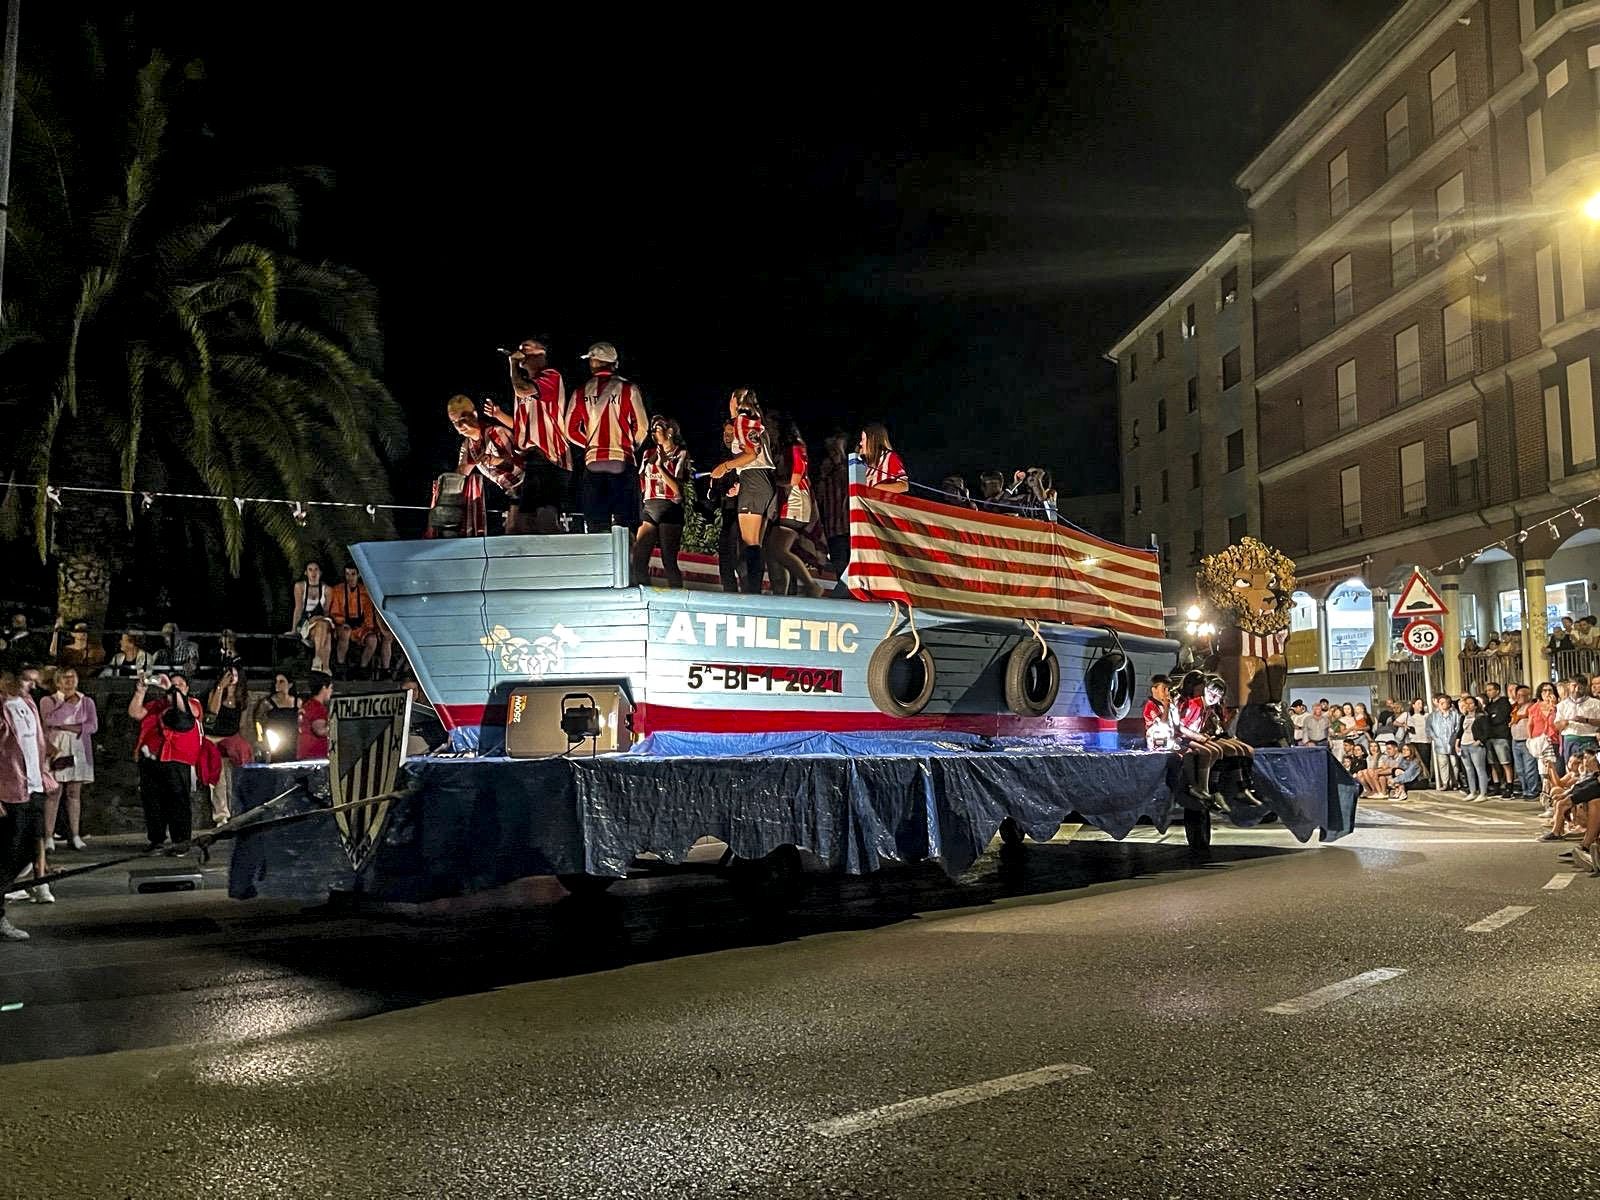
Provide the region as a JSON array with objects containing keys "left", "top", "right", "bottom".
[
  {"left": 1107, "top": 232, "right": 1259, "bottom": 617},
  {"left": 1115, "top": 0, "right": 1600, "bottom": 696}
]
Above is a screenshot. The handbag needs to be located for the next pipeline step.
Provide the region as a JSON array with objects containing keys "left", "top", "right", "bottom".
[
  {"left": 48, "top": 729, "right": 77, "bottom": 774},
  {"left": 1527, "top": 733, "right": 1550, "bottom": 758}
]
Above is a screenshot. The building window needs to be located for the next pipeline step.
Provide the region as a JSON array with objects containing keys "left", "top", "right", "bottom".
[
  {"left": 1328, "top": 149, "right": 1350, "bottom": 218},
  {"left": 1400, "top": 440, "right": 1426, "bottom": 514},
  {"left": 1537, "top": 243, "right": 1558, "bottom": 330},
  {"left": 1528, "top": 107, "right": 1547, "bottom": 186},
  {"left": 1390, "top": 210, "right": 1416, "bottom": 287},
  {"left": 1394, "top": 324, "right": 1422, "bottom": 405},
  {"left": 1442, "top": 296, "right": 1473, "bottom": 380},
  {"left": 1385, "top": 97, "right": 1410, "bottom": 173},
  {"left": 1182, "top": 303, "right": 1196, "bottom": 339},
  {"left": 1547, "top": 58, "right": 1570, "bottom": 97},
  {"left": 1287, "top": 591, "right": 1320, "bottom": 673},
  {"left": 1228, "top": 513, "right": 1247, "bottom": 543},
  {"left": 1130, "top": 351, "right": 1138, "bottom": 382},
  {"left": 1332, "top": 254, "right": 1353, "bottom": 324},
  {"left": 1221, "top": 347, "right": 1241, "bottom": 389},
  {"left": 1433, "top": 172, "right": 1466, "bottom": 259},
  {"left": 1157, "top": 397, "right": 1168, "bottom": 431},
  {"left": 1186, "top": 376, "right": 1198, "bottom": 412},
  {"left": 1336, "top": 358, "right": 1358, "bottom": 428},
  {"left": 1161, "top": 541, "right": 1172, "bottom": 574},
  {"left": 1558, "top": 220, "right": 1586, "bottom": 317},
  {"left": 1340, "top": 465, "right": 1362, "bottom": 533},
  {"left": 1449, "top": 420, "right": 1479, "bottom": 505},
  {"left": 1226, "top": 429, "right": 1244, "bottom": 472},
  {"left": 1191, "top": 529, "right": 1204, "bottom": 564},
  {"left": 1220, "top": 266, "right": 1239, "bottom": 306},
  {"left": 1430, "top": 52, "right": 1459, "bottom": 134},
  {"left": 1191, "top": 451, "right": 1201, "bottom": 488},
  {"left": 1161, "top": 469, "right": 1170, "bottom": 503},
  {"left": 1154, "top": 329, "right": 1165, "bottom": 361},
  {"left": 1543, "top": 362, "right": 1600, "bottom": 478}
]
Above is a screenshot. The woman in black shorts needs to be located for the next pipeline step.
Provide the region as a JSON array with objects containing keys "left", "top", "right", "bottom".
[
  {"left": 764, "top": 414, "right": 824, "bottom": 597},
  {"left": 708, "top": 388, "right": 776, "bottom": 595},
  {"left": 632, "top": 417, "right": 691, "bottom": 588}
]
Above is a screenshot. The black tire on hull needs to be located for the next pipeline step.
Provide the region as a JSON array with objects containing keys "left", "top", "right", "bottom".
[
  {"left": 1003, "top": 640, "right": 1060, "bottom": 717},
  {"left": 867, "top": 633, "right": 937, "bottom": 718},
  {"left": 1085, "top": 648, "right": 1137, "bottom": 721}
]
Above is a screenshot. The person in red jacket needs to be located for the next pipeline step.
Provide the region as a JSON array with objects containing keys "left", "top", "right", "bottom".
[
  {"left": 1143, "top": 674, "right": 1178, "bottom": 752},
  {"left": 566, "top": 342, "right": 648, "bottom": 534},
  {"left": 128, "top": 672, "right": 204, "bottom": 851},
  {"left": 299, "top": 673, "right": 333, "bottom": 760},
  {"left": 764, "top": 414, "right": 824, "bottom": 597}
]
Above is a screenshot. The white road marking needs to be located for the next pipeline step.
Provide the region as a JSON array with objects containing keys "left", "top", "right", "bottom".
[
  {"left": 1357, "top": 809, "right": 1425, "bottom": 826},
  {"left": 808, "top": 1063, "right": 1093, "bottom": 1138},
  {"left": 1262, "top": 968, "right": 1407, "bottom": 1015},
  {"left": 1406, "top": 804, "right": 1519, "bottom": 827},
  {"left": 1543, "top": 874, "right": 1576, "bottom": 891},
  {"left": 1464, "top": 905, "right": 1535, "bottom": 932}
]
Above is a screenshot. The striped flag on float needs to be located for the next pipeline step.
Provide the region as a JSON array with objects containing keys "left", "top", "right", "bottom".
[{"left": 846, "top": 479, "right": 1166, "bottom": 638}]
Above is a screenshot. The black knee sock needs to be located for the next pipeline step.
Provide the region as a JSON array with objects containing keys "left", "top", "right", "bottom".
[{"left": 743, "top": 545, "right": 764, "bottom": 594}]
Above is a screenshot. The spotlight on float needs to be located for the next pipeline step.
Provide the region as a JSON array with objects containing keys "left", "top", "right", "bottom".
[
  {"left": 1185, "top": 604, "right": 1202, "bottom": 621},
  {"left": 560, "top": 692, "right": 602, "bottom": 750}
]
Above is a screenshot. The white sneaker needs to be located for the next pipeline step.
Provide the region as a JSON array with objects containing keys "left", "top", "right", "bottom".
[
  {"left": 0, "top": 917, "right": 28, "bottom": 941},
  {"left": 44, "top": 836, "right": 56, "bottom": 853},
  {"left": 70, "top": 836, "right": 88, "bottom": 851},
  {"left": 28, "top": 884, "right": 55, "bottom": 904},
  {"left": 3, "top": 890, "right": 26, "bottom": 903}
]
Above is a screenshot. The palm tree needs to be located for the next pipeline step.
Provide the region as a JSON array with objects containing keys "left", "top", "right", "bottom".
[{"left": 0, "top": 40, "right": 404, "bottom": 631}]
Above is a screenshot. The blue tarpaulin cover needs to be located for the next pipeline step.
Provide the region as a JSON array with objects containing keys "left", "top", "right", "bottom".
[{"left": 227, "top": 735, "right": 1357, "bottom": 902}]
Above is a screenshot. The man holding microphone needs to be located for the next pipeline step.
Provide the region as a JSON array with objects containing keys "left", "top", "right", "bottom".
[{"left": 487, "top": 339, "right": 570, "bottom": 534}]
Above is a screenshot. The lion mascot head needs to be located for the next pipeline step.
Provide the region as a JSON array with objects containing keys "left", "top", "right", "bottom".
[{"left": 1197, "top": 537, "right": 1296, "bottom": 635}]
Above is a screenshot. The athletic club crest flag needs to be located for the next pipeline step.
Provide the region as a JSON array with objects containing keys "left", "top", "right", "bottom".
[{"left": 328, "top": 690, "right": 412, "bottom": 872}]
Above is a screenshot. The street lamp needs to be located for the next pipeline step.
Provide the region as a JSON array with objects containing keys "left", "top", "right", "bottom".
[{"left": 1583, "top": 190, "right": 1600, "bottom": 222}]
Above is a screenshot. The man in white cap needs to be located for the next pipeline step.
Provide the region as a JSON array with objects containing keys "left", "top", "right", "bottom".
[{"left": 565, "top": 342, "right": 649, "bottom": 534}]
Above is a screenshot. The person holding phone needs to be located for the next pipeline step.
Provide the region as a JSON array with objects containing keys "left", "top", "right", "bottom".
[{"left": 128, "top": 672, "right": 205, "bottom": 851}]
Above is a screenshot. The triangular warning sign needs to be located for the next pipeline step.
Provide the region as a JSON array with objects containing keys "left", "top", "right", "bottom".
[{"left": 1393, "top": 569, "right": 1448, "bottom": 617}]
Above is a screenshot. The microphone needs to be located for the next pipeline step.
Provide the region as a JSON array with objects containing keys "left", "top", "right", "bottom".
[{"left": 495, "top": 346, "right": 513, "bottom": 356}]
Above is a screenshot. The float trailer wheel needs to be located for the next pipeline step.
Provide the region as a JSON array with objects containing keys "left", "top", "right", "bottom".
[
  {"left": 1182, "top": 807, "right": 1212, "bottom": 853},
  {"left": 557, "top": 873, "right": 619, "bottom": 898}
]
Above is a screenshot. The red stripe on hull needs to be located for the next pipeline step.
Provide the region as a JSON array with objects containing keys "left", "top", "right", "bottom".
[{"left": 438, "top": 701, "right": 1142, "bottom": 739}]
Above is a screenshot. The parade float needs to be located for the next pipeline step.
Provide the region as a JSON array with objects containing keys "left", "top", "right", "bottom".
[{"left": 224, "top": 466, "right": 1357, "bottom": 902}]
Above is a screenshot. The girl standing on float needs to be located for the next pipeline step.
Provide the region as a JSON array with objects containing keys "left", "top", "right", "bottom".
[
  {"left": 764, "top": 414, "right": 825, "bottom": 598},
  {"left": 632, "top": 417, "right": 691, "bottom": 589},
  {"left": 858, "top": 422, "right": 909, "bottom": 494},
  {"left": 708, "top": 389, "right": 778, "bottom": 595}
]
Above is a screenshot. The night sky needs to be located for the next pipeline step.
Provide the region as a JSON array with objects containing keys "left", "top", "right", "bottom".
[{"left": 48, "top": 1, "right": 1398, "bottom": 498}]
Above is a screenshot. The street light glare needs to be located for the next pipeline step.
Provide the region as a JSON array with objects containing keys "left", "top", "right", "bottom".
[
  {"left": 1583, "top": 190, "right": 1600, "bottom": 222},
  {"left": 1185, "top": 604, "right": 1202, "bottom": 620}
]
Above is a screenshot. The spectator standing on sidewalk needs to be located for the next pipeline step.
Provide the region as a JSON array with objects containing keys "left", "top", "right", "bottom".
[
  {"left": 0, "top": 659, "right": 54, "bottom": 942},
  {"left": 204, "top": 663, "right": 252, "bottom": 826},
  {"left": 39, "top": 668, "right": 96, "bottom": 852},
  {"left": 1405, "top": 698, "right": 1430, "bottom": 776},
  {"left": 1482, "top": 682, "right": 1515, "bottom": 797},
  {"left": 1427, "top": 693, "right": 1461, "bottom": 789},
  {"left": 1509, "top": 683, "right": 1538, "bottom": 799},
  {"left": 1457, "top": 695, "right": 1491, "bottom": 801},
  {"left": 128, "top": 673, "right": 204, "bottom": 851},
  {"left": 1557, "top": 674, "right": 1600, "bottom": 767}
]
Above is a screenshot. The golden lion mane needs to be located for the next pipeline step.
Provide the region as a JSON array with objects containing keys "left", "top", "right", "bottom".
[{"left": 1197, "top": 537, "right": 1298, "bottom": 635}]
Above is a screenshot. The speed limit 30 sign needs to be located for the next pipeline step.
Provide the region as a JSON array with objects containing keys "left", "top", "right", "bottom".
[{"left": 1402, "top": 618, "right": 1443, "bottom": 656}]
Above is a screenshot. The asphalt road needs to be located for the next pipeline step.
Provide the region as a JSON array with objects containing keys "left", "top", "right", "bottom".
[{"left": 1, "top": 791, "right": 1596, "bottom": 1199}]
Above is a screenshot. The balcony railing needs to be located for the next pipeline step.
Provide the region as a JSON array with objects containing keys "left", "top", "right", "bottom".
[
  {"left": 1449, "top": 461, "right": 1479, "bottom": 506},
  {"left": 1395, "top": 358, "right": 1422, "bottom": 405},
  {"left": 1401, "top": 481, "right": 1426, "bottom": 514},
  {"left": 1444, "top": 332, "right": 1475, "bottom": 381},
  {"left": 1386, "top": 127, "right": 1411, "bottom": 174},
  {"left": 1333, "top": 283, "right": 1354, "bottom": 324},
  {"left": 1391, "top": 242, "right": 1416, "bottom": 287},
  {"left": 1337, "top": 391, "right": 1357, "bottom": 428},
  {"left": 1342, "top": 502, "right": 1362, "bottom": 532},
  {"left": 1330, "top": 177, "right": 1350, "bottom": 218},
  {"left": 1431, "top": 83, "right": 1459, "bottom": 135}
]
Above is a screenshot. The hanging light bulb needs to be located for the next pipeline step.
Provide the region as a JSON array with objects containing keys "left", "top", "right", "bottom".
[
  {"left": 44, "top": 486, "right": 62, "bottom": 509},
  {"left": 292, "top": 501, "right": 308, "bottom": 527},
  {"left": 365, "top": 503, "right": 377, "bottom": 517},
  {"left": 1517, "top": 529, "right": 1529, "bottom": 543},
  {"left": 1575, "top": 507, "right": 1586, "bottom": 528},
  {"left": 140, "top": 491, "right": 154, "bottom": 513},
  {"left": 1549, "top": 522, "right": 1561, "bottom": 539}
]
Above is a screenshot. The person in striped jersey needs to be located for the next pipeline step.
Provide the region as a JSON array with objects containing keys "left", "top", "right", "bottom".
[
  {"left": 566, "top": 342, "right": 649, "bottom": 534},
  {"left": 487, "top": 339, "right": 569, "bottom": 534},
  {"left": 448, "top": 394, "right": 526, "bottom": 537},
  {"left": 708, "top": 389, "right": 777, "bottom": 595},
  {"left": 764, "top": 414, "right": 824, "bottom": 598},
  {"left": 857, "top": 422, "right": 908, "bottom": 493},
  {"left": 632, "top": 417, "right": 691, "bottom": 589}
]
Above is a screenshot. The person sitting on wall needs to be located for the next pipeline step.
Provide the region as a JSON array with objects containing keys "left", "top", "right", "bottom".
[
  {"left": 447, "top": 393, "right": 526, "bottom": 537},
  {"left": 1196, "top": 671, "right": 1263, "bottom": 812},
  {"left": 1143, "top": 674, "right": 1178, "bottom": 752},
  {"left": 1174, "top": 671, "right": 1225, "bottom": 812}
]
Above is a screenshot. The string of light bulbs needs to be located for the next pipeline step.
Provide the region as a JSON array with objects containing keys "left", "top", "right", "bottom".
[
  {"left": 5, "top": 481, "right": 430, "bottom": 525},
  {"left": 1430, "top": 492, "right": 1598, "bottom": 573}
]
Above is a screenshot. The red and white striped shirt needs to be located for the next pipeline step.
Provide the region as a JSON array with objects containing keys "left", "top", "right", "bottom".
[
  {"left": 458, "top": 423, "right": 525, "bottom": 496},
  {"left": 566, "top": 372, "right": 648, "bottom": 467},
  {"left": 780, "top": 443, "right": 813, "bottom": 523},
  {"left": 511, "top": 367, "right": 570, "bottom": 470},
  {"left": 639, "top": 446, "right": 689, "bottom": 502},
  {"left": 732, "top": 413, "right": 772, "bottom": 471},
  {"left": 864, "top": 449, "right": 907, "bottom": 488}
]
